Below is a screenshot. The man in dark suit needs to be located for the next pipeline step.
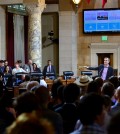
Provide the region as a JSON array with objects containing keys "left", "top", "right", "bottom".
[
  {"left": 85, "top": 57, "right": 114, "bottom": 80},
  {"left": 43, "top": 60, "right": 56, "bottom": 80}
]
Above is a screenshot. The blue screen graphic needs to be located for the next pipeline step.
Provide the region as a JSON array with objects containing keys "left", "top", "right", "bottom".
[{"left": 83, "top": 9, "right": 120, "bottom": 33}]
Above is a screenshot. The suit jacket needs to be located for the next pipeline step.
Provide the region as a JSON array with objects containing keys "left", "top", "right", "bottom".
[
  {"left": 43, "top": 65, "right": 56, "bottom": 78},
  {"left": 88, "top": 64, "right": 114, "bottom": 80},
  {"left": 23, "top": 64, "right": 33, "bottom": 72}
]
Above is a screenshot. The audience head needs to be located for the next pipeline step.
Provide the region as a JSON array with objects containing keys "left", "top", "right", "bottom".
[
  {"left": 35, "top": 85, "right": 50, "bottom": 107},
  {"left": 74, "top": 75, "right": 93, "bottom": 87},
  {"left": 57, "top": 85, "right": 65, "bottom": 103},
  {"left": 101, "top": 82, "right": 115, "bottom": 98},
  {"left": 94, "top": 77, "right": 104, "bottom": 88},
  {"left": 13, "top": 92, "right": 40, "bottom": 116},
  {"left": 6, "top": 112, "right": 54, "bottom": 134},
  {"left": 102, "top": 95, "right": 111, "bottom": 112},
  {"left": 26, "top": 81, "right": 39, "bottom": 91},
  {"left": 51, "top": 79, "right": 63, "bottom": 99},
  {"left": 87, "top": 80, "right": 101, "bottom": 94},
  {"left": 114, "top": 86, "right": 120, "bottom": 101},
  {"left": 74, "top": 75, "right": 93, "bottom": 96},
  {"left": 0, "top": 80, "right": 3, "bottom": 97},
  {"left": 107, "top": 111, "right": 120, "bottom": 134},
  {"left": 63, "top": 83, "right": 80, "bottom": 103},
  {"left": 25, "top": 75, "right": 30, "bottom": 82},
  {"left": 78, "top": 93, "right": 105, "bottom": 126},
  {"left": 109, "top": 76, "right": 119, "bottom": 89}
]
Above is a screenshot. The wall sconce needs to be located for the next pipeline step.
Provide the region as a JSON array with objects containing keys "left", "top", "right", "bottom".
[
  {"left": 72, "top": 0, "right": 82, "bottom": 13},
  {"left": 48, "top": 30, "right": 59, "bottom": 43}
]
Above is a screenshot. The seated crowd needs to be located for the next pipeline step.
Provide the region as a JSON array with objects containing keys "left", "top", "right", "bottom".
[{"left": 0, "top": 59, "right": 120, "bottom": 134}]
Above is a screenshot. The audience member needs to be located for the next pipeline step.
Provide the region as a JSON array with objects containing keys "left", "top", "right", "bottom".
[
  {"left": 13, "top": 92, "right": 40, "bottom": 117},
  {"left": 71, "top": 93, "right": 106, "bottom": 134},
  {"left": 74, "top": 75, "right": 93, "bottom": 99},
  {"left": 94, "top": 77, "right": 104, "bottom": 90},
  {"left": 26, "top": 80, "right": 39, "bottom": 91},
  {"left": 107, "top": 111, "right": 120, "bottom": 134},
  {"left": 19, "top": 75, "right": 30, "bottom": 88},
  {"left": 109, "top": 76, "right": 119, "bottom": 89},
  {"left": 6, "top": 112, "right": 54, "bottom": 134},
  {"left": 53, "top": 85, "right": 65, "bottom": 111},
  {"left": 87, "top": 80, "right": 101, "bottom": 94},
  {"left": 101, "top": 82, "right": 115, "bottom": 105},
  {"left": 55, "top": 83, "right": 80, "bottom": 134},
  {"left": 34, "top": 85, "right": 63, "bottom": 134},
  {"left": 48, "top": 79, "right": 63, "bottom": 110},
  {"left": 109, "top": 86, "right": 120, "bottom": 116},
  {"left": 0, "top": 94, "right": 15, "bottom": 133}
]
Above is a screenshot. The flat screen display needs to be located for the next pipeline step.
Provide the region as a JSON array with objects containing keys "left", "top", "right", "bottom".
[{"left": 83, "top": 8, "right": 120, "bottom": 34}]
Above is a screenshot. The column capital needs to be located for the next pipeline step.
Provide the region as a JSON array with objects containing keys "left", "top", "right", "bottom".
[{"left": 24, "top": 0, "right": 46, "bottom": 14}]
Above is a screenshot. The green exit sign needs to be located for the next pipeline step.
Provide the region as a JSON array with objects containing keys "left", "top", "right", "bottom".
[{"left": 102, "top": 36, "right": 108, "bottom": 41}]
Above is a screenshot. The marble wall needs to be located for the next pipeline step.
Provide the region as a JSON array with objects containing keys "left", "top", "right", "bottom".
[{"left": 0, "top": 6, "right": 6, "bottom": 60}]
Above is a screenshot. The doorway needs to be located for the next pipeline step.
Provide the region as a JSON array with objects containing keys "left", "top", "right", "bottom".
[{"left": 97, "top": 53, "right": 113, "bottom": 66}]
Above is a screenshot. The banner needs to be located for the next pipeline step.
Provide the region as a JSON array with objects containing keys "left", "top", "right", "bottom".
[
  {"left": 86, "top": 0, "right": 91, "bottom": 4},
  {"left": 102, "top": 0, "right": 107, "bottom": 8}
]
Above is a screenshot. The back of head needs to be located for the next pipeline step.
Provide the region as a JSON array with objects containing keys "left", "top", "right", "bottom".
[
  {"left": 87, "top": 81, "right": 100, "bottom": 94},
  {"left": 114, "top": 86, "right": 120, "bottom": 100},
  {"left": 57, "top": 85, "right": 65, "bottom": 102},
  {"left": 25, "top": 75, "right": 30, "bottom": 81},
  {"left": 94, "top": 77, "right": 104, "bottom": 88},
  {"left": 78, "top": 93, "right": 104, "bottom": 125},
  {"left": 6, "top": 112, "right": 54, "bottom": 134},
  {"left": 35, "top": 85, "right": 49, "bottom": 105},
  {"left": 101, "top": 82, "right": 115, "bottom": 98},
  {"left": 109, "top": 76, "right": 119, "bottom": 89},
  {"left": 26, "top": 81, "right": 39, "bottom": 91},
  {"left": 63, "top": 83, "right": 80, "bottom": 103},
  {"left": 107, "top": 111, "right": 120, "bottom": 134},
  {"left": 51, "top": 79, "right": 63, "bottom": 99},
  {"left": 13, "top": 92, "right": 39, "bottom": 116}
]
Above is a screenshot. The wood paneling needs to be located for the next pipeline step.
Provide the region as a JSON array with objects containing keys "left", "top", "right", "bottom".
[{"left": 46, "top": 0, "right": 59, "bottom": 4}]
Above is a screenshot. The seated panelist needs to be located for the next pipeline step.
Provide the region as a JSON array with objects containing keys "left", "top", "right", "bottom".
[{"left": 12, "top": 62, "right": 26, "bottom": 75}]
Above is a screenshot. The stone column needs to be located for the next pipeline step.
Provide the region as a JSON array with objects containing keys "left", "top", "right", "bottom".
[
  {"left": 59, "top": 11, "right": 78, "bottom": 76},
  {"left": 24, "top": 0, "right": 46, "bottom": 67}
]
